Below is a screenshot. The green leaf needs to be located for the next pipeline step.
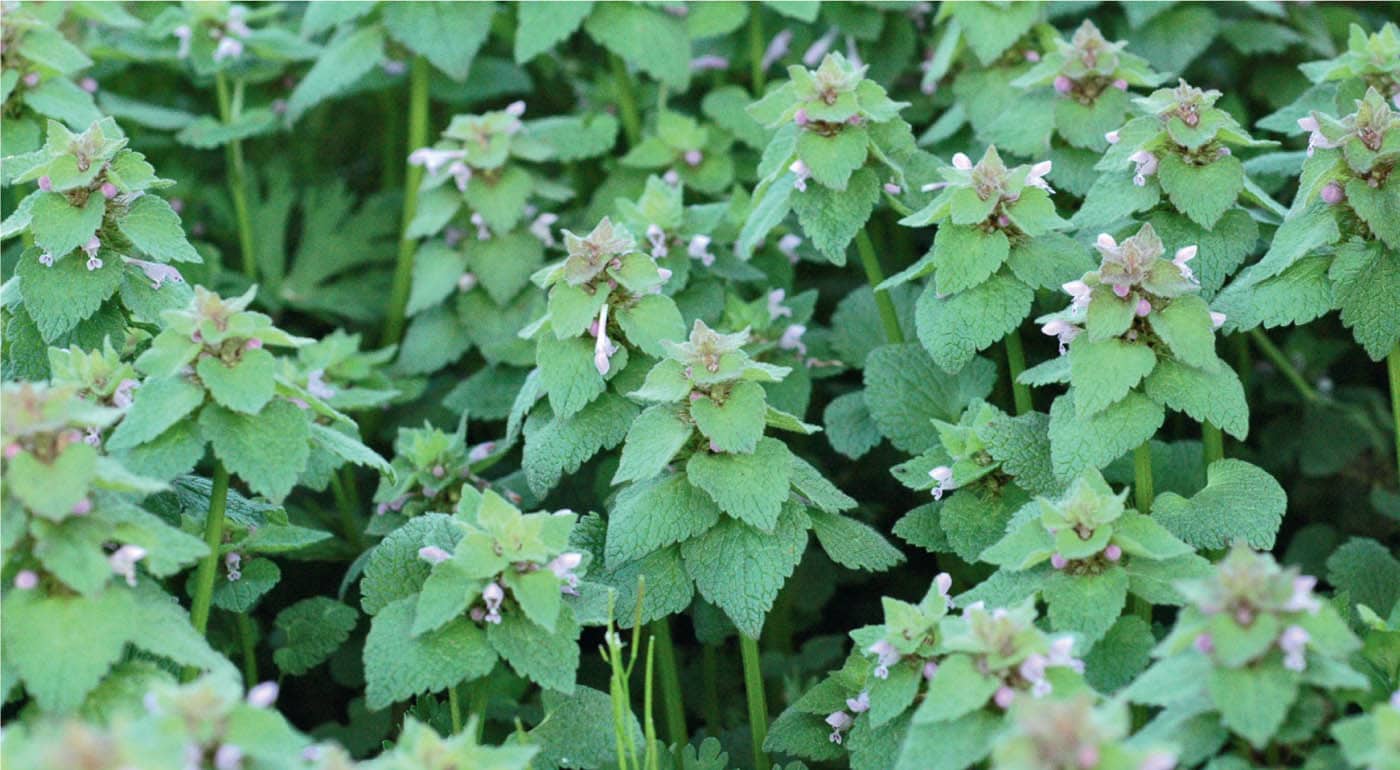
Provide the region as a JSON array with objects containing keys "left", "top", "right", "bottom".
[
  {"left": 7, "top": 443, "right": 97, "bottom": 520},
  {"left": 1346, "top": 176, "right": 1400, "bottom": 251},
  {"left": 1214, "top": 255, "right": 1334, "bottom": 333},
  {"left": 788, "top": 454, "right": 858, "bottom": 514},
  {"left": 940, "top": 488, "right": 1022, "bottom": 563},
  {"left": 1112, "top": 514, "right": 1193, "bottom": 560},
  {"left": 505, "top": 569, "right": 562, "bottom": 632},
  {"left": 915, "top": 274, "right": 1033, "bottom": 373},
  {"left": 912, "top": 654, "right": 999, "bottom": 723},
  {"left": 522, "top": 394, "right": 637, "bottom": 495},
  {"left": 932, "top": 225, "right": 1010, "bottom": 296},
  {"left": 273, "top": 597, "right": 359, "bottom": 676},
  {"left": 1, "top": 589, "right": 133, "bottom": 713},
  {"left": 383, "top": 1, "right": 492, "bottom": 81},
  {"left": 681, "top": 507, "right": 807, "bottom": 638},
  {"left": 808, "top": 507, "right": 903, "bottom": 571},
  {"left": 361, "top": 514, "right": 463, "bottom": 615},
  {"left": 395, "top": 304, "right": 471, "bottom": 375},
  {"left": 868, "top": 663, "right": 921, "bottom": 728},
  {"left": 1326, "top": 538, "right": 1400, "bottom": 619},
  {"left": 690, "top": 380, "right": 767, "bottom": 454},
  {"left": 1068, "top": 336, "right": 1158, "bottom": 418},
  {"left": 1141, "top": 357, "right": 1249, "bottom": 440},
  {"left": 982, "top": 411, "right": 1061, "bottom": 497},
  {"left": 796, "top": 127, "right": 870, "bottom": 191},
  {"left": 1331, "top": 240, "right": 1400, "bottom": 361},
  {"left": 1157, "top": 154, "right": 1243, "bottom": 229},
  {"left": 464, "top": 165, "right": 533, "bottom": 233},
  {"left": 1085, "top": 293, "right": 1136, "bottom": 342},
  {"left": 487, "top": 610, "right": 580, "bottom": 693},
  {"left": 286, "top": 26, "right": 384, "bottom": 122},
  {"left": 1148, "top": 295, "right": 1218, "bottom": 371},
  {"left": 536, "top": 335, "right": 606, "bottom": 419},
  {"left": 791, "top": 167, "right": 881, "bottom": 265},
  {"left": 107, "top": 376, "right": 206, "bottom": 451},
  {"left": 116, "top": 196, "right": 201, "bottom": 263},
  {"left": 529, "top": 686, "right": 644, "bottom": 770},
  {"left": 1048, "top": 392, "right": 1164, "bottom": 481},
  {"left": 896, "top": 710, "right": 1000, "bottom": 770},
  {"left": 16, "top": 247, "right": 124, "bottom": 341},
  {"left": 1247, "top": 203, "right": 1341, "bottom": 281},
  {"left": 1004, "top": 231, "right": 1094, "bottom": 291},
  {"left": 686, "top": 437, "right": 793, "bottom": 531},
  {"left": 198, "top": 400, "right": 311, "bottom": 502},
  {"left": 823, "top": 391, "right": 883, "bottom": 460},
  {"left": 583, "top": 3, "right": 690, "bottom": 89},
  {"left": 606, "top": 472, "right": 721, "bottom": 567},
  {"left": 1082, "top": 615, "right": 1154, "bottom": 692},
  {"left": 208, "top": 557, "right": 280, "bottom": 612},
  {"left": 615, "top": 294, "right": 686, "bottom": 358},
  {"left": 405, "top": 241, "right": 465, "bottom": 317},
  {"left": 1151, "top": 459, "right": 1286, "bottom": 550},
  {"left": 1209, "top": 665, "right": 1298, "bottom": 749},
  {"left": 197, "top": 348, "right": 276, "bottom": 415},
  {"left": 863, "top": 343, "right": 996, "bottom": 453},
  {"left": 515, "top": 1, "right": 593, "bottom": 62},
  {"left": 1042, "top": 568, "right": 1129, "bottom": 646},
  {"left": 613, "top": 405, "right": 693, "bottom": 485},
  {"left": 364, "top": 597, "right": 497, "bottom": 710},
  {"left": 1071, "top": 169, "right": 1160, "bottom": 232},
  {"left": 307, "top": 423, "right": 391, "bottom": 475},
  {"left": 1146, "top": 209, "right": 1256, "bottom": 297}
]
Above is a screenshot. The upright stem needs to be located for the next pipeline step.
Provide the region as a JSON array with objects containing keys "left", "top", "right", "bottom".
[
  {"left": 382, "top": 56, "right": 430, "bottom": 347},
  {"left": 855, "top": 230, "right": 904, "bottom": 344},
  {"left": 611, "top": 54, "right": 641, "bottom": 148},
  {"left": 1133, "top": 442, "right": 1154, "bottom": 514},
  {"left": 1202, "top": 422, "right": 1224, "bottom": 466},
  {"left": 215, "top": 73, "right": 257, "bottom": 279},
  {"left": 236, "top": 613, "right": 258, "bottom": 687},
  {"left": 330, "top": 469, "right": 365, "bottom": 552},
  {"left": 739, "top": 635, "right": 769, "bottom": 770},
  {"left": 643, "top": 637, "right": 660, "bottom": 770},
  {"left": 1389, "top": 345, "right": 1400, "bottom": 481},
  {"left": 448, "top": 684, "right": 463, "bottom": 734},
  {"left": 1003, "top": 328, "right": 1033, "bottom": 415},
  {"left": 470, "top": 685, "right": 488, "bottom": 742},
  {"left": 747, "top": 7, "right": 765, "bottom": 93},
  {"left": 649, "top": 618, "right": 689, "bottom": 753},
  {"left": 184, "top": 463, "right": 230, "bottom": 681},
  {"left": 1249, "top": 329, "right": 1318, "bottom": 402}
]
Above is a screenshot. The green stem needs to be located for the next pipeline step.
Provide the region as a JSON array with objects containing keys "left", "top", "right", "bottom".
[
  {"left": 1202, "top": 422, "right": 1224, "bottom": 466},
  {"left": 643, "top": 637, "right": 659, "bottom": 770},
  {"left": 649, "top": 618, "right": 689, "bottom": 753},
  {"left": 215, "top": 73, "right": 257, "bottom": 279},
  {"left": 330, "top": 470, "right": 365, "bottom": 551},
  {"left": 701, "top": 644, "right": 722, "bottom": 735},
  {"left": 470, "top": 685, "right": 488, "bottom": 742},
  {"left": 448, "top": 684, "right": 462, "bottom": 734},
  {"left": 236, "top": 613, "right": 258, "bottom": 687},
  {"left": 379, "top": 89, "right": 404, "bottom": 190},
  {"left": 1249, "top": 329, "right": 1318, "bottom": 402},
  {"left": 747, "top": 6, "right": 765, "bottom": 93},
  {"left": 611, "top": 54, "right": 641, "bottom": 148},
  {"left": 1389, "top": 345, "right": 1400, "bottom": 482},
  {"left": 1133, "top": 442, "right": 1154, "bottom": 514},
  {"left": 382, "top": 56, "right": 430, "bottom": 347},
  {"left": 1003, "top": 328, "right": 1033, "bottom": 415},
  {"left": 855, "top": 230, "right": 904, "bottom": 344},
  {"left": 739, "top": 635, "right": 769, "bottom": 770},
  {"left": 184, "top": 462, "right": 230, "bottom": 681}
]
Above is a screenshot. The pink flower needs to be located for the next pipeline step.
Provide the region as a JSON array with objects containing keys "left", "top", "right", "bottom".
[
  {"left": 306, "top": 369, "right": 337, "bottom": 400},
  {"left": 1051, "top": 553, "right": 1068, "bottom": 569},
  {"left": 468, "top": 441, "right": 496, "bottom": 462},
  {"left": 1297, "top": 116, "right": 1338, "bottom": 156},
  {"left": 1320, "top": 182, "right": 1345, "bottom": 205},
  {"left": 593, "top": 305, "right": 618, "bottom": 376},
  {"left": 790, "top": 160, "right": 811, "bottom": 192},
  {"left": 431, "top": 465, "right": 446, "bottom": 479},
  {"left": 1193, "top": 634, "right": 1214, "bottom": 654},
  {"left": 246, "top": 681, "right": 279, "bottom": 708},
  {"left": 1139, "top": 752, "right": 1178, "bottom": 770},
  {"left": 794, "top": 108, "right": 809, "bottom": 127},
  {"left": 15, "top": 570, "right": 39, "bottom": 590},
  {"left": 1284, "top": 575, "right": 1321, "bottom": 614},
  {"left": 922, "top": 660, "right": 939, "bottom": 680},
  {"left": 1024, "top": 160, "right": 1054, "bottom": 193},
  {"left": 1172, "top": 244, "right": 1198, "bottom": 281},
  {"left": 846, "top": 691, "right": 870, "bottom": 713},
  {"left": 928, "top": 465, "right": 957, "bottom": 500},
  {"left": 1047, "top": 636, "right": 1082, "bottom": 673},
  {"left": 663, "top": 169, "right": 680, "bottom": 185},
  {"left": 1113, "top": 78, "right": 1128, "bottom": 91},
  {"left": 1104, "top": 544, "right": 1123, "bottom": 561},
  {"left": 245, "top": 338, "right": 263, "bottom": 350},
  {"left": 214, "top": 744, "right": 243, "bottom": 770},
  {"left": 23, "top": 72, "right": 40, "bottom": 87},
  {"left": 419, "top": 545, "right": 451, "bottom": 565},
  {"left": 1209, "top": 311, "right": 1227, "bottom": 330},
  {"left": 867, "top": 640, "right": 900, "bottom": 679},
  {"left": 108, "top": 545, "right": 148, "bottom": 587},
  {"left": 213, "top": 36, "right": 244, "bottom": 62},
  {"left": 684, "top": 149, "right": 704, "bottom": 167},
  {"left": 934, "top": 572, "right": 953, "bottom": 601},
  {"left": 530, "top": 212, "right": 559, "bottom": 246},
  {"left": 37, "top": 175, "right": 53, "bottom": 192},
  {"left": 72, "top": 497, "right": 92, "bottom": 515},
  {"left": 123, "top": 258, "right": 180, "bottom": 290},
  {"left": 803, "top": 28, "right": 838, "bottom": 66},
  {"left": 1130, "top": 150, "right": 1158, "bottom": 186},
  {"left": 547, "top": 552, "right": 584, "bottom": 595},
  {"left": 447, "top": 161, "right": 472, "bottom": 192},
  {"left": 1077, "top": 745, "right": 1101, "bottom": 769},
  {"left": 1024, "top": 50, "right": 1041, "bottom": 63},
  {"left": 3, "top": 443, "right": 20, "bottom": 460},
  {"left": 1113, "top": 283, "right": 1131, "bottom": 298},
  {"left": 709, "top": 439, "right": 722, "bottom": 453},
  {"left": 408, "top": 147, "right": 467, "bottom": 175},
  {"left": 951, "top": 152, "right": 973, "bottom": 171},
  {"left": 1063, "top": 280, "right": 1092, "bottom": 310},
  {"left": 688, "top": 234, "right": 716, "bottom": 267},
  {"left": 100, "top": 182, "right": 118, "bottom": 199},
  {"left": 1054, "top": 75, "right": 1073, "bottom": 95},
  {"left": 482, "top": 581, "right": 505, "bottom": 624},
  {"left": 763, "top": 28, "right": 794, "bottom": 70},
  {"left": 1279, "top": 625, "right": 1309, "bottom": 671},
  {"left": 768, "top": 289, "right": 792, "bottom": 320},
  {"left": 505, "top": 100, "right": 526, "bottom": 118},
  {"left": 1041, "top": 319, "right": 1080, "bottom": 355},
  {"left": 825, "top": 711, "right": 853, "bottom": 744},
  {"left": 884, "top": 182, "right": 902, "bottom": 194},
  {"left": 993, "top": 686, "right": 1015, "bottom": 709},
  {"left": 1135, "top": 298, "right": 1152, "bottom": 317},
  {"left": 1105, "top": 130, "right": 1120, "bottom": 145}
]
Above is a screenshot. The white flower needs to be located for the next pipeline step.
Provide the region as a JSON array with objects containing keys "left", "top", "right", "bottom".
[
  {"left": 867, "top": 639, "right": 900, "bottom": 679},
  {"left": 928, "top": 465, "right": 957, "bottom": 500},
  {"left": 213, "top": 36, "right": 244, "bottom": 62},
  {"left": 418, "top": 546, "right": 451, "bottom": 565},
  {"left": 1024, "top": 160, "right": 1054, "bottom": 194},
  {"left": 778, "top": 324, "right": 807, "bottom": 356},
  {"left": 530, "top": 212, "right": 559, "bottom": 246},
  {"left": 778, "top": 234, "right": 803, "bottom": 263},
  {"left": 1279, "top": 625, "right": 1309, "bottom": 671},
  {"left": 482, "top": 581, "right": 505, "bottom": 624},
  {"left": 845, "top": 691, "right": 870, "bottom": 714},
  {"left": 1297, "top": 116, "right": 1338, "bottom": 156},
  {"left": 470, "top": 212, "right": 492, "bottom": 240},
  {"left": 1130, "top": 150, "right": 1158, "bottom": 186},
  {"left": 108, "top": 545, "right": 148, "bottom": 587},
  {"left": 825, "top": 710, "right": 853, "bottom": 744},
  {"left": 647, "top": 224, "right": 669, "bottom": 258},
  {"left": 173, "top": 25, "right": 192, "bottom": 59},
  {"left": 1041, "top": 319, "right": 1080, "bottom": 355},
  {"left": 1172, "top": 245, "right": 1198, "bottom": 282},
  {"left": 790, "top": 160, "right": 811, "bottom": 192},
  {"left": 246, "top": 682, "right": 279, "bottom": 708},
  {"left": 593, "top": 304, "right": 618, "bottom": 376},
  {"left": 687, "top": 234, "right": 716, "bottom": 267},
  {"left": 951, "top": 152, "right": 973, "bottom": 170},
  {"left": 1062, "top": 280, "right": 1092, "bottom": 310},
  {"left": 408, "top": 147, "right": 467, "bottom": 175},
  {"left": 547, "top": 552, "right": 584, "bottom": 595},
  {"left": 124, "top": 257, "right": 185, "bottom": 289},
  {"left": 767, "top": 289, "right": 793, "bottom": 320}
]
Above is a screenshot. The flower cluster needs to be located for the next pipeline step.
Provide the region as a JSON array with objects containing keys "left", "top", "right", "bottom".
[
  {"left": 992, "top": 695, "right": 1178, "bottom": 770},
  {"left": 923, "top": 400, "right": 1013, "bottom": 501},
  {"left": 1299, "top": 87, "right": 1400, "bottom": 203},
  {"left": 904, "top": 146, "right": 1058, "bottom": 240},
  {"left": 1015, "top": 21, "right": 1160, "bottom": 108},
  {"left": 1298, "top": 22, "right": 1400, "bottom": 108},
  {"left": 619, "top": 110, "right": 736, "bottom": 194},
  {"left": 371, "top": 419, "right": 501, "bottom": 528}
]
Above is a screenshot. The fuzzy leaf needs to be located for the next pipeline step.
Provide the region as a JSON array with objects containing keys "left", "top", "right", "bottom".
[
  {"left": 1157, "top": 154, "right": 1243, "bottom": 229},
  {"left": 273, "top": 597, "right": 359, "bottom": 676},
  {"left": 685, "top": 437, "right": 792, "bottom": 531},
  {"left": 606, "top": 472, "right": 721, "bottom": 567},
  {"left": 1141, "top": 357, "right": 1249, "bottom": 440},
  {"left": 1068, "top": 336, "right": 1158, "bottom": 418},
  {"left": 198, "top": 401, "right": 310, "bottom": 502},
  {"left": 681, "top": 507, "right": 807, "bottom": 638},
  {"left": 1048, "top": 392, "right": 1164, "bottom": 481},
  {"left": 1151, "top": 459, "right": 1286, "bottom": 550},
  {"left": 487, "top": 609, "right": 580, "bottom": 693},
  {"left": 915, "top": 273, "right": 1033, "bottom": 373},
  {"left": 791, "top": 167, "right": 881, "bottom": 265},
  {"left": 689, "top": 380, "right": 767, "bottom": 454},
  {"left": 364, "top": 596, "right": 497, "bottom": 710},
  {"left": 863, "top": 343, "right": 997, "bottom": 453}
]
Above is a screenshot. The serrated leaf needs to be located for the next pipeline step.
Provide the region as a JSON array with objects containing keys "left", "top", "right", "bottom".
[
  {"left": 681, "top": 507, "right": 807, "bottom": 638},
  {"left": 286, "top": 26, "right": 384, "bottom": 122},
  {"left": 536, "top": 334, "right": 606, "bottom": 419},
  {"left": 364, "top": 596, "right": 497, "bottom": 710},
  {"left": 487, "top": 610, "right": 579, "bottom": 693},
  {"left": 915, "top": 273, "right": 1033, "bottom": 373},
  {"left": 361, "top": 514, "right": 463, "bottom": 615},
  {"left": 1141, "top": 357, "right": 1249, "bottom": 440},
  {"left": 273, "top": 597, "right": 358, "bottom": 676},
  {"left": 796, "top": 127, "right": 869, "bottom": 191},
  {"left": 107, "top": 376, "right": 206, "bottom": 451},
  {"left": 606, "top": 472, "right": 721, "bottom": 567},
  {"left": 383, "top": 2, "right": 492, "bottom": 81},
  {"left": 116, "top": 196, "right": 201, "bottom": 263},
  {"left": 1048, "top": 392, "right": 1164, "bottom": 481},
  {"left": 583, "top": 3, "right": 690, "bottom": 89},
  {"left": 791, "top": 167, "right": 880, "bottom": 265},
  {"left": 197, "top": 348, "right": 276, "bottom": 414},
  {"left": 1151, "top": 459, "right": 1285, "bottom": 550},
  {"left": 1148, "top": 295, "right": 1218, "bottom": 371},
  {"left": 198, "top": 400, "right": 310, "bottom": 502},
  {"left": 612, "top": 404, "right": 693, "bottom": 485},
  {"left": 1068, "top": 336, "right": 1158, "bottom": 418},
  {"left": 1042, "top": 568, "right": 1129, "bottom": 646},
  {"left": 685, "top": 437, "right": 792, "bottom": 531},
  {"left": 16, "top": 247, "right": 124, "bottom": 342},
  {"left": 913, "top": 654, "right": 999, "bottom": 723},
  {"left": 522, "top": 394, "right": 637, "bottom": 495},
  {"left": 1157, "top": 154, "right": 1243, "bottom": 230},
  {"left": 809, "top": 508, "right": 903, "bottom": 571},
  {"left": 1209, "top": 665, "right": 1297, "bottom": 749},
  {"left": 1331, "top": 240, "right": 1400, "bottom": 361},
  {"left": 863, "top": 343, "right": 997, "bottom": 453},
  {"left": 932, "top": 225, "right": 1010, "bottom": 296},
  {"left": 690, "top": 380, "right": 767, "bottom": 454},
  {"left": 515, "top": 1, "right": 594, "bottom": 62}
]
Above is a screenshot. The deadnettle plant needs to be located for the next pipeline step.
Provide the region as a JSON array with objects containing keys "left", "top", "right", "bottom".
[
  {"left": 370, "top": 417, "right": 506, "bottom": 534},
  {"left": 745, "top": 51, "right": 914, "bottom": 263},
  {"left": 359, "top": 489, "right": 585, "bottom": 710},
  {"left": 1, "top": 118, "right": 200, "bottom": 379},
  {"left": 892, "top": 144, "right": 1092, "bottom": 378},
  {"left": 148, "top": 2, "right": 317, "bottom": 77},
  {"left": 1027, "top": 222, "right": 1248, "bottom": 481},
  {"left": 991, "top": 694, "right": 1178, "bottom": 770},
  {"left": 766, "top": 575, "right": 954, "bottom": 765},
  {"left": 613, "top": 174, "right": 732, "bottom": 292},
  {"left": 1011, "top": 20, "right": 1165, "bottom": 168},
  {"left": 894, "top": 599, "right": 1089, "bottom": 770},
  {"left": 1296, "top": 23, "right": 1400, "bottom": 111},
  {"left": 620, "top": 110, "right": 736, "bottom": 195},
  {"left": 597, "top": 319, "right": 899, "bottom": 637},
  {"left": 975, "top": 469, "right": 1207, "bottom": 648},
  {"left": 0, "top": 382, "right": 228, "bottom": 713},
  {"left": 1126, "top": 545, "right": 1363, "bottom": 756}
]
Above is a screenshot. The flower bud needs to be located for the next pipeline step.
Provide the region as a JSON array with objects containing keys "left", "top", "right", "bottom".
[
  {"left": 1053, "top": 75, "right": 1073, "bottom": 94},
  {"left": 1051, "top": 553, "right": 1068, "bottom": 569},
  {"left": 1320, "top": 182, "right": 1345, "bottom": 205},
  {"left": 1104, "top": 544, "right": 1122, "bottom": 561},
  {"left": 1135, "top": 298, "right": 1152, "bottom": 317},
  {"left": 993, "top": 686, "right": 1015, "bottom": 709},
  {"left": 37, "top": 176, "right": 52, "bottom": 192},
  {"left": 246, "top": 681, "right": 279, "bottom": 708},
  {"left": 15, "top": 570, "right": 39, "bottom": 590},
  {"left": 72, "top": 497, "right": 92, "bottom": 515}
]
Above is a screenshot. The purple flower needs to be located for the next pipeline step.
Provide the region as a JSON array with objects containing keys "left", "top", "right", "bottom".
[
  {"left": 72, "top": 497, "right": 92, "bottom": 515},
  {"left": 1063, "top": 280, "right": 1092, "bottom": 310},
  {"left": 1077, "top": 745, "right": 1101, "bottom": 769},
  {"left": 547, "top": 552, "right": 584, "bottom": 595},
  {"left": 15, "top": 570, "right": 38, "bottom": 590},
  {"left": 1320, "top": 182, "right": 1345, "bottom": 205},
  {"left": 225, "top": 552, "right": 243, "bottom": 581},
  {"left": 922, "top": 660, "right": 939, "bottom": 680},
  {"left": 99, "top": 182, "right": 118, "bottom": 199},
  {"left": 928, "top": 465, "right": 957, "bottom": 500},
  {"left": 246, "top": 681, "right": 279, "bottom": 708},
  {"left": 1193, "top": 633, "right": 1214, "bottom": 654},
  {"left": 1112, "top": 283, "right": 1131, "bottom": 298},
  {"left": 1051, "top": 553, "right": 1068, "bottom": 569},
  {"left": 762, "top": 29, "right": 794, "bottom": 70},
  {"left": 1130, "top": 150, "right": 1158, "bottom": 186},
  {"left": 1019, "top": 653, "right": 1052, "bottom": 697},
  {"left": 767, "top": 289, "right": 793, "bottom": 320},
  {"left": 470, "top": 212, "right": 492, "bottom": 240},
  {"left": 109, "top": 545, "right": 148, "bottom": 587},
  {"left": 1104, "top": 544, "right": 1123, "bottom": 562},
  {"left": 23, "top": 72, "right": 41, "bottom": 87},
  {"left": 790, "top": 160, "right": 811, "bottom": 192},
  {"left": 448, "top": 161, "right": 472, "bottom": 192},
  {"left": 1172, "top": 244, "right": 1198, "bottom": 282},
  {"left": 1209, "top": 311, "right": 1227, "bottom": 330},
  {"left": 381, "top": 58, "right": 407, "bottom": 76},
  {"left": 305, "top": 369, "right": 337, "bottom": 400},
  {"left": 1041, "top": 319, "right": 1080, "bottom": 355},
  {"left": 1047, "top": 636, "right": 1083, "bottom": 673},
  {"left": 993, "top": 686, "right": 1015, "bottom": 709},
  {"left": 1054, "top": 75, "right": 1073, "bottom": 95},
  {"left": 794, "top": 108, "right": 809, "bottom": 127},
  {"left": 1297, "top": 116, "right": 1338, "bottom": 156},
  {"left": 1025, "top": 160, "right": 1054, "bottom": 193},
  {"left": 37, "top": 175, "right": 53, "bottom": 192},
  {"left": 408, "top": 147, "right": 467, "bottom": 175},
  {"left": 1135, "top": 298, "right": 1152, "bottom": 317},
  {"left": 951, "top": 152, "right": 973, "bottom": 171},
  {"left": 934, "top": 572, "right": 953, "bottom": 601},
  {"left": 468, "top": 441, "right": 496, "bottom": 463},
  {"left": 825, "top": 711, "right": 853, "bottom": 744},
  {"left": 778, "top": 324, "right": 807, "bottom": 356},
  {"left": 1024, "top": 50, "right": 1041, "bottom": 63},
  {"left": 1105, "top": 130, "right": 1120, "bottom": 145},
  {"left": 684, "top": 149, "right": 704, "bottom": 167},
  {"left": 803, "top": 28, "right": 838, "bottom": 66},
  {"left": 213, "top": 36, "right": 244, "bottom": 62},
  {"left": 884, "top": 182, "right": 902, "bottom": 194},
  {"left": 482, "top": 581, "right": 505, "bottom": 624},
  {"left": 691, "top": 55, "right": 729, "bottom": 72},
  {"left": 846, "top": 691, "right": 870, "bottom": 714},
  {"left": 1284, "top": 575, "right": 1321, "bottom": 614},
  {"left": 1113, "top": 78, "right": 1128, "bottom": 91},
  {"left": 594, "top": 305, "right": 618, "bottom": 376},
  {"left": 245, "top": 338, "right": 263, "bottom": 350},
  {"left": 867, "top": 640, "right": 900, "bottom": 679}
]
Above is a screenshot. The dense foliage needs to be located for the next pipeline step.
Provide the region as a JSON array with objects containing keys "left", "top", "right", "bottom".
[{"left": 2, "top": 3, "right": 1399, "bottom": 770}]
